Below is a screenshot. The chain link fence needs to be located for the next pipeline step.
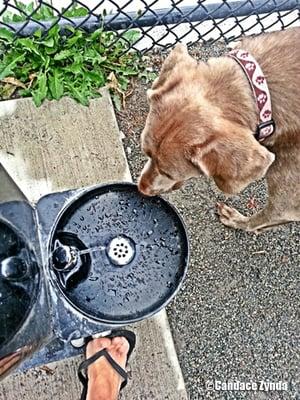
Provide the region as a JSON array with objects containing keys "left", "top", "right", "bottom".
[{"left": 0, "top": 1, "right": 299, "bottom": 52}]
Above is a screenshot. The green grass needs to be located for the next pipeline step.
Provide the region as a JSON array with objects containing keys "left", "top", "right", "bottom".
[{"left": 0, "top": 2, "right": 155, "bottom": 108}]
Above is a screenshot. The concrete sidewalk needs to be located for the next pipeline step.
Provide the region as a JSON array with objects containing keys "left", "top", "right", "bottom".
[{"left": 0, "top": 91, "right": 187, "bottom": 400}]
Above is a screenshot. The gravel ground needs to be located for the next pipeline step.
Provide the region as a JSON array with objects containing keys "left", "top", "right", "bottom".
[{"left": 116, "top": 43, "right": 300, "bottom": 400}]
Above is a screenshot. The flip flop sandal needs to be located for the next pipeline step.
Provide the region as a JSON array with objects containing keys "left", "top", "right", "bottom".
[{"left": 78, "top": 329, "right": 136, "bottom": 400}]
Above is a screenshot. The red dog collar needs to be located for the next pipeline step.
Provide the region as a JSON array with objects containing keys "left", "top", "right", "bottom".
[{"left": 228, "top": 49, "right": 275, "bottom": 142}]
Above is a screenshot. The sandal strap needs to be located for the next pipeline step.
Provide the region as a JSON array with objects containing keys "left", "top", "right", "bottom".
[
  {"left": 78, "top": 348, "right": 127, "bottom": 384},
  {"left": 101, "top": 349, "right": 128, "bottom": 382},
  {"left": 78, "top": 330, "right": 136, "bottom": 399}
]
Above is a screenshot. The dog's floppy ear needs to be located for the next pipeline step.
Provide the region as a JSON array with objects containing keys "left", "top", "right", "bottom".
[
  {"left": 147, "top": 44, "right": 197, "bottom": 101},
  {"left": 152, "top": 44, "right": 189, "bottom": 88},
  {"left": 187, "top": 129, "right": 275, "bottom": 195}
]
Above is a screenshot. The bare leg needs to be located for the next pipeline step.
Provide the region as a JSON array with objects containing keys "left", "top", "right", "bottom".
[{"left": 86, "top": 337, "right": 130, "bottom": 400}]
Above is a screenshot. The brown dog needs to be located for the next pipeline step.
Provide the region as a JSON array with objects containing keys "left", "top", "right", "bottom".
[{"left": 138, "top": 28, "right": 300, "bottom": 233}]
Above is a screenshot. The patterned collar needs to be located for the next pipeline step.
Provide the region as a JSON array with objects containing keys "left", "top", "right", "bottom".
[{"left": 228, "top": 49, "right": 275, "bottom": 142}]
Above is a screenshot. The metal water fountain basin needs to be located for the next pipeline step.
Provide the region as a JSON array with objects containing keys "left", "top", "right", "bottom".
[{"left": 0, "top": 178, "right": 189, "bottom": 377}]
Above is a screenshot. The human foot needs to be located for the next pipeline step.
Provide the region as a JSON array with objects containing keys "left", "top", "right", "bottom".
[{"left": 86, "top": 336, "right": 130, "bottom": 400}]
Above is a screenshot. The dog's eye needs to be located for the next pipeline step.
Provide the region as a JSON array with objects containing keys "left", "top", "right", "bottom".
[
  {"left": 158, "top": 168, "right": 174, "bottom": 180},
  {"left": 163, "top": 171, "right": 174, "bottom": 180}
]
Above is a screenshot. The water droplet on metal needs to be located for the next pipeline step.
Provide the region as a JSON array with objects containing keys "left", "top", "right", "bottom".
[{"left": 108, "top": 289, "right": 116, "bottom": 297}]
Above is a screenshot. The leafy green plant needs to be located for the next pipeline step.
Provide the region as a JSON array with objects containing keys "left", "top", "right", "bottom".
[
  {"left": 1, "top": 1, "right": 90, "bottom": 23},
  {"left": 0, "top": 1, "right": 156, "bottom": 108},
  {"left": 3, "top": 1, "right": 54, "bottom": 23},
  {"left": 0, "top": 23, "right": 149, "bottom": 108},
  {"left": 0, "top": 0, "right": 153, "bottom": 109}
]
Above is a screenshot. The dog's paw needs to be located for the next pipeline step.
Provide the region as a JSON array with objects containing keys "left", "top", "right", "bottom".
[{"left": 216, "top": 203, "right": 248, "bottom": 229}]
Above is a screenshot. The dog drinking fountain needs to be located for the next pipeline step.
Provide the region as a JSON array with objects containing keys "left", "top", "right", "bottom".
[{"left": 0, "top": 165, "right": 189, "bottom": 379}]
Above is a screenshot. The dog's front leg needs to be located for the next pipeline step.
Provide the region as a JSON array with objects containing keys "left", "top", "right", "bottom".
[
  {"left": 217, "top": 202, "right": 298, "bottom": 234},
  {"left": 217, "top": 152, "right": 300, "bottom": 233}
]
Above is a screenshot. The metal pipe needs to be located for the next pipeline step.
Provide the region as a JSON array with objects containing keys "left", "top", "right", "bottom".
[{"left": 0, "top": 0, "right": 299, "bottom": 36}]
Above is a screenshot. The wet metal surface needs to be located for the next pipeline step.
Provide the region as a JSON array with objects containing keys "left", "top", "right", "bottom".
[
  {"left": 50, "top": 183, "right": 189, "bottom": 324},
  {"left": 0, "top": 220, "right": 39, "bottom": 349}
]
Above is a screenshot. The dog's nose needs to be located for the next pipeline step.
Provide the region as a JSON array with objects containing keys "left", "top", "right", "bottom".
[{"left": 138, "top": 178, "right": 155, "bottom": 196}]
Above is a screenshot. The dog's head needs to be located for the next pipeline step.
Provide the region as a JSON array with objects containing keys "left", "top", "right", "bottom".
[{"left": 138, "top": 44, "right": 275, "bottom": 196}]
